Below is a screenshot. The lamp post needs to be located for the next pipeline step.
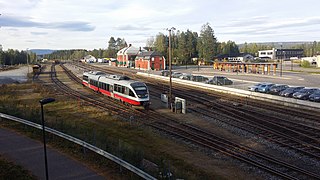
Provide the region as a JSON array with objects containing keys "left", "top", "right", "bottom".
[
  {"left": 39, "top": 98, "right": 55, "bottom": 180},
  {"left": 166, "top": 27, "right": 175, "bottom": 109},
  {"left": 26, "top": 48, "right": 29, "bottom": 74},
  {"left": 280, "top": 45, "right": 283, "bottom": 77}
]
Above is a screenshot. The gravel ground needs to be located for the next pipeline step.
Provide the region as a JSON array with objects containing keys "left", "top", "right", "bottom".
[{"left": 0, "top": 66, "right": 28, "bottom": 84}]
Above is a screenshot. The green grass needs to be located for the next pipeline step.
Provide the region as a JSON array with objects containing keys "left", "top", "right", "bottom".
[{"left": 0, "top": 155, "right": 36, "bottom": 180}]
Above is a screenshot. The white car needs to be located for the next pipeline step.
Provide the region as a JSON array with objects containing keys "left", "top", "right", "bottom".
[{"left": 248, "top": 82, "right": 267, "bottom": 92}]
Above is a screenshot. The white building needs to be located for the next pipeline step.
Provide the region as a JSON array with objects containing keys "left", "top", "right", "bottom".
[
  {"left": 82, "top": 55, "right": 97, "bottom": 63},
  {"left": 258, "top": 48, "right": 276, "bottom": 59},
  {"left": 259, "top": 48, "right": 303, "bottom": 60},
  {"left": 316, "top": 56, "right": 320, "bottom": 67}
]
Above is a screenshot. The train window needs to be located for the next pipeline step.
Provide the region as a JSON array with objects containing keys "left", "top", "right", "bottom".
[
  {"left": 129, "top": 89, "right": 135, "bottom": 97},
  {"left": 120, "top": 85, "right": 125, "bottom": 94},
  {"left": 83, "top": 75, "right": 88, "bottom": 81},
  {"left": 114, "top": 84, "right": 125, "bottom": 94},
  {"left": 125, "top": 87, "right": 130, "bottom": 95},
  {"left": 114, "top": 84, "right": 119, "bottom": 92},
  {"left": 100, "top": 83, "right": 105, "bottom": 90},
  {"left": 134, "top": 86, "right": 148, "bottom": 96},
  {"left": 134, "top": 86, "right": 147, "bottom": 91}
]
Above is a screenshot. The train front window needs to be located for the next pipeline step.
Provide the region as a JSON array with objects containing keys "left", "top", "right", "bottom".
[{"left": 133, "top": 86, "right": 148, "bottom": 98}]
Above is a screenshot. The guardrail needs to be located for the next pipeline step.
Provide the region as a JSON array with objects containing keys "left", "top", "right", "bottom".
[
  {"left": 138, "top": 72, "right": 320, "bottom": 111},
  {"left": 0, "top": 113, "right": 156, "bottom": 180}
]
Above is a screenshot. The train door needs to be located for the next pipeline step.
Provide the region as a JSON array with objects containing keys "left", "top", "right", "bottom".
[{"left": 110, "top": 85, "right": 114, "bottom": 98}]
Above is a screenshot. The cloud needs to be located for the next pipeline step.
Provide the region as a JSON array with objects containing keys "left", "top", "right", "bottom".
[
  {"left": 31, "top": 32, "right": 48, "bottom": 35},
  {"left": 113, "top": 24, "right": 151, "bottom": 31},
  {"left": 0, "top": 15, "right": 95, "bottom": 31},
  {"left": 217, "top": 16, "right": 268, "bottom": 28}
]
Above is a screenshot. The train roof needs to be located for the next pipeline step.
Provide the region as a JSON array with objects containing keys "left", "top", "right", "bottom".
[
  {"left": 83, "top": 71, "right": 106, "bottom": 76},
  {"left": 99, "top": 75, "right": 145, "bottom": 87},
  {"left": 83, "top": 71, "right": 145, "bottom": 87}
]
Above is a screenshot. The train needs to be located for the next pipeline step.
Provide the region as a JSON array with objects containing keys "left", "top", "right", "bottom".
[{"left": 82, "top": 71, "right": 150, "bottom": 109}]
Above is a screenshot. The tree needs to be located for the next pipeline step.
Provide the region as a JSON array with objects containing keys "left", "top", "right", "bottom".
[
  {"left": 177, "top": 31, "right": 188, "bottom": 65},
  {"left": 197, "top": 23, "right": 218, "bottom": 63},
  {"left": 186, "top": 30, "right": 198, "bottom": 64},
  {"left": 145, "top": 36, "right": 155, "bottom": 51},
  {"left": 115, "top": 38, "right": 127, "bottom": 51},
  {"left": 106, "top": 37, "right": 117, "bottom": 57},
  {"left": 154, "top": 33, "right": 168, "bottom": 60}
]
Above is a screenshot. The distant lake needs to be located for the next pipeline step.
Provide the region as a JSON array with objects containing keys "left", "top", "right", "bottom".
[{"left": 0, "top": 66, "right": 28, "bottom": 84}]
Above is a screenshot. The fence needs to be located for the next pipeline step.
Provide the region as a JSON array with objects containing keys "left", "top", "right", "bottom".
[{"left": 0, "top": 113, "right": 156, "bottom": 180}]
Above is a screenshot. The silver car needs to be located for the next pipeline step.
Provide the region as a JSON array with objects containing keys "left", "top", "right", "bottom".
[{"left": 248, "top": 82, "right": 267, "bottom": 92}]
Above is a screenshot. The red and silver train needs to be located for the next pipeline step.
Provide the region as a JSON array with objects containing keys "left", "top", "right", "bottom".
[{"left": 82, "top": 71, "right": 150, "bottom": 109}]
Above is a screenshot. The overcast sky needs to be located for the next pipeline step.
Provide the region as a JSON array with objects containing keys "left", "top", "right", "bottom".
[{"left": 1, "top": 0, "right": 320, "bottom": 51}]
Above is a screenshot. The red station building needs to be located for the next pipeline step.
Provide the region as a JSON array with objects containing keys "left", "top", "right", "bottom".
[{"left": 135, "top": 51, "right": 166, "bottom": 71}]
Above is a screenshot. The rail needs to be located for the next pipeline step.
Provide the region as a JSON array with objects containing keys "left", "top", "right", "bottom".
[{"left": 0, "top": 113, "right": 156, "bottom": 180}]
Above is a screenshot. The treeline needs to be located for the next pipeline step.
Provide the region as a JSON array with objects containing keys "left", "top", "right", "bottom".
[
  {"left": 291, "top": 41, "right": 320, "bottom": 57},
  {"left": 239, "top": 41, "right": 320, "bottom": 57},
  {"left": 0, "top": 49, "right": 36, "bottom": 66},
  {"left": 44, "top": 37, "right": 128, "bottom": 60},
  {"left": 146, "top": 23, "right": 240, "bottom": 64}
]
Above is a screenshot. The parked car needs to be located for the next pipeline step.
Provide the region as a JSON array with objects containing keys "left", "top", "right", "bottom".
[
  {"left": 268, "top": 84, "right": 289, "bottom": 95},
  {"left": 292, "top": 88, "right": 318, "bottom": 100},
  {"left": 309, "top": 90, "right": 320, "bottom": 102},
  {"left": 179, "top": 73, "right": 192, "bottom": 80},
  {"left": 172, "top": 72, "right": 183, "bottom": 78},
  {"left": 206, "top": 76, "right": 233, "bottom": 85},
  {"left": 257, "top": 83, "right": 275, "bottom": 93},
  {"left": 192, "top": 75, "right": 208, "bottom": 82},
  {"left": 248, "top": 82, "right": 268, "bottom": 92},
  {"left": 279, "top": 86, "right": 305, "bottom": 97},
  {"left": 161, "top": 70, "right": 172, "bottom": 76}
]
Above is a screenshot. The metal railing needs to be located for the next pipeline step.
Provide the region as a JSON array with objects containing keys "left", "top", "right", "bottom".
[{"left": 0, "top": 113, "right": 156, "bottom": 180}]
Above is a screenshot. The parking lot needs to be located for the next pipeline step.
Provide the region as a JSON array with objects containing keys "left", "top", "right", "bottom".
[{"left": 157, "top": 64, "right": 320, "bottom": 103}]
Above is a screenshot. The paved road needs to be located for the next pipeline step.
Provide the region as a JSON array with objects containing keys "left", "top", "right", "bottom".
[{"left": 0, "top": 127, "right": 105, "bottom": 180}]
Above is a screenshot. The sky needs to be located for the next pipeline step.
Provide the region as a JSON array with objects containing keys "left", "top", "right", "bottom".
[{"left": 1, "top": 0, "right": 320, "bottom": 51}]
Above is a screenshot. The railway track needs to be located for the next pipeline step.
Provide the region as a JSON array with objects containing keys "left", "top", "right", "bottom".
[
  {"left": 150, "top": 85, "right": 320, "bottom": 160},
  {"left": 61, "top": 62, "right": 320, "bottom": 179},
  {"left": 49, "top": 64, "right": 144, "bottom": 120}
]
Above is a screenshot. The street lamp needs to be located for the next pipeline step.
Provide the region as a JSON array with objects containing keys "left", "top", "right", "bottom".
[
  {"left": 166, "top": 27, "right": 175, "bottom": 109},
  {"left": 26, "top": 48, "right": 29, "bottom": 74},
  {"left": 280, "top": 45, "right": 283, "bottom": 77},
  {"left": 39, "top": 98, "right": 55, "bottom": 180}
]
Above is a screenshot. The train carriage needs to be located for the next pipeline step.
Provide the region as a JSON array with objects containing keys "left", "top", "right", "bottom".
[
  {"left": 82, "top": 71, "right": 106, "bottom": 91},
  {"left": 82, "top": 71, "right": 150, "bottom": 109}
]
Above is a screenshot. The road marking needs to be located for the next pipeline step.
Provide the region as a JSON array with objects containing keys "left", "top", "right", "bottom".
[{"left": 298, "top": 78, "right": 304, "bottom": 81}]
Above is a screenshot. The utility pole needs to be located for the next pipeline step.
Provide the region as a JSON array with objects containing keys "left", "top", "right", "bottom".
[
  {"left": 280, "top": 45, "right": 283, "bottom": 77},
  {"left": 26, "top": 48, "right": 30, "bottom": 74},
  {"left": 166, "top": 27, "right": 175, "bottom": 109}
]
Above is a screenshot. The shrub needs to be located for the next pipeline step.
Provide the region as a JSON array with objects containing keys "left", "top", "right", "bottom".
[{"left": 301, "top": 60, "right": 310, "bottom": 68}]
